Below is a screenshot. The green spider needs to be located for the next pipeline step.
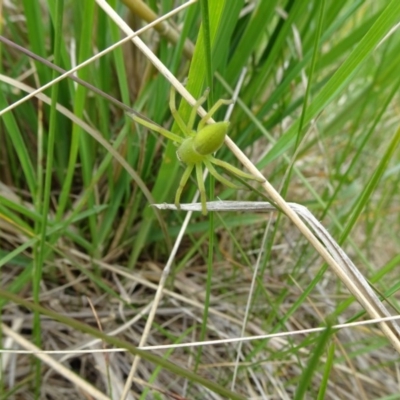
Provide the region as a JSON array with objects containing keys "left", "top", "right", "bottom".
[{"left": 129, "top": 87, "right": 264, "bottom": 215}]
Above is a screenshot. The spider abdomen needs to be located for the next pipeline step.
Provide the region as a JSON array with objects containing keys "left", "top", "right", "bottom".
[{"left": 194, "top": 122, "right": 229, "bottom": 155}]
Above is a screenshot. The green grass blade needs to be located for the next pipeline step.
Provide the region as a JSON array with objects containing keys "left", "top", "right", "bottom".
[
  {"left": 317, "top": 342, "right": 335, "bottom": 400},
  {"left": 32, "top": 0, "right": 64, "bottom": 394},
  {"left": 294, "top": 323, "right": 334, "bottom": 400},
  {"left": 340, "top": 125, "right": 400, "bottom": 243}
]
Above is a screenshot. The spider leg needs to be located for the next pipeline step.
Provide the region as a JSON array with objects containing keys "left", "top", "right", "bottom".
[
  {"left": 169, "top": 86, "right": 190, "bottom": 136},
  {"left": 187, "top": 88, "right": 210, "bottom": 132},
  {"left": 195, "top": 163, "right": 208, "bottom": 215},
  {"left": 197, "top": 99, "right": 233, "bottom": 130},
  {"left": 210, "top": 157, "right": 265, "bottom": 182},
  {"left": 204, "top": 159, "right": 240, "bottom": 189},
  {"left": 129, "top": 113, "right": 183, "bottom": 143},
  {"left": 175, "top": 164, "right": 194, "bottom": 210}
]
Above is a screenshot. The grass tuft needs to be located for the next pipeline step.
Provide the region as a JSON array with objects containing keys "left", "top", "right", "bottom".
[{"left": 1, "top": 1, "right": 400, "bottom": 398}]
